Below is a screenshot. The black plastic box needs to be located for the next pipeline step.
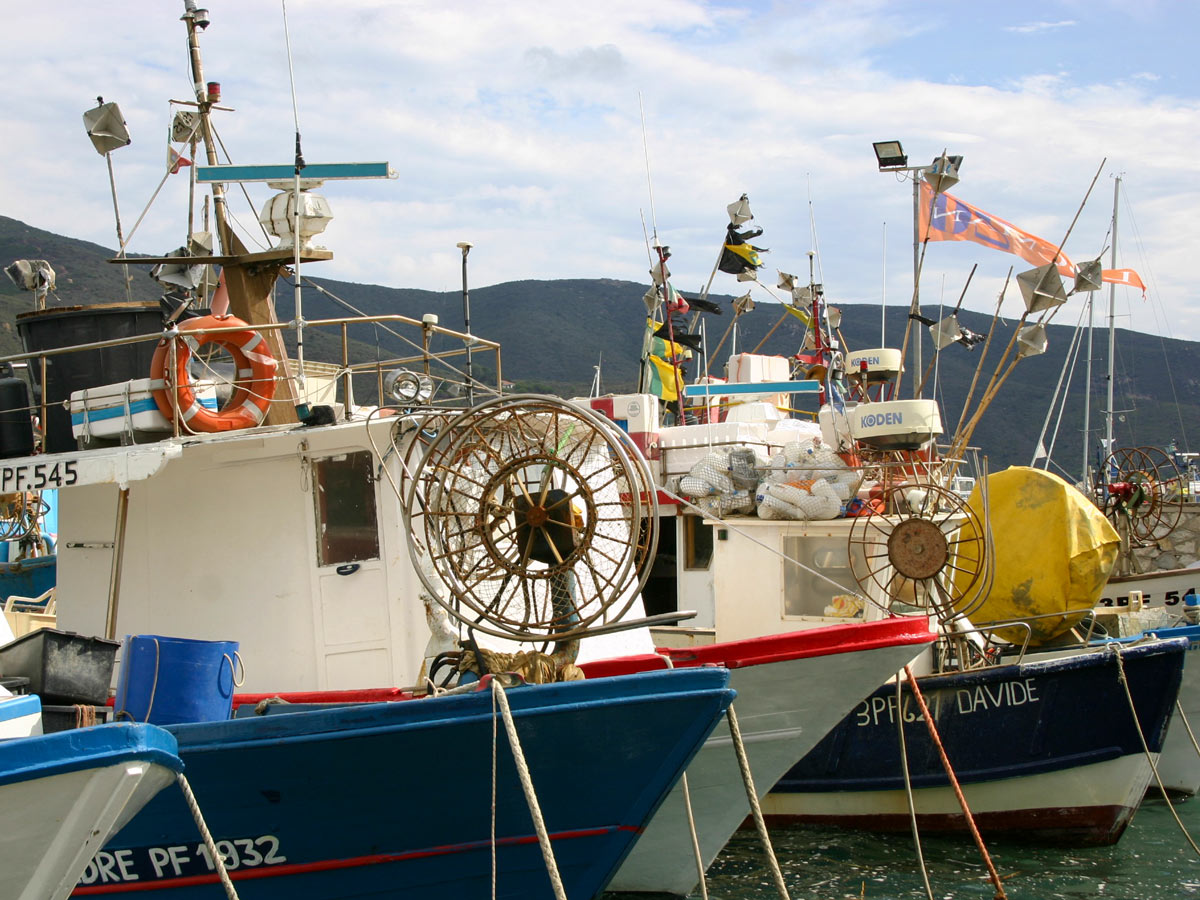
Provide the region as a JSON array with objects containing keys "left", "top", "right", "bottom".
[{"left": 0, "top": 629, "right": 119, "bottom": 705}]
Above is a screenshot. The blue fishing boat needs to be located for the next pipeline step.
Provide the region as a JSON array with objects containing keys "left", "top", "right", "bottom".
[
  {"left": 74, "top": 667, "right": 733, "bottom": 898},
  {"left": 0, "top": 717, "right": 182, "bottom": 900},
  {"left": 764, "top": 637, "right": 1186, "bottom": 844}
]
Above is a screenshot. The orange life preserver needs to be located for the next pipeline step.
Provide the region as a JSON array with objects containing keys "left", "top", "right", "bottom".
[{"left": 150, "top": 314, "right": 277, "bottom": 433}]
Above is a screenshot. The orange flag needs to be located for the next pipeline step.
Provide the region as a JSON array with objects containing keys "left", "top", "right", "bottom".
[{"left": 919, "top": 183, "right": 1145, "bottom": 296}]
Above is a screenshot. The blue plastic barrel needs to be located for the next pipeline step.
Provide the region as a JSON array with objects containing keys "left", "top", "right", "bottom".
[{"left": 114, "top": 635, "right": 241, "bottom": 725}]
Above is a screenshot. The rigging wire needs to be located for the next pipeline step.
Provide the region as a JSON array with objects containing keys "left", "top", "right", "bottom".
[{"left": 1120, "top": 184, "right": 1191, "bottom": 452}]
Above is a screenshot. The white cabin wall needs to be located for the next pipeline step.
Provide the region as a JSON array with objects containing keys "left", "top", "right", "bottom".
[{"left": 55, "top": 420, "right": 434, "bottom": 693}]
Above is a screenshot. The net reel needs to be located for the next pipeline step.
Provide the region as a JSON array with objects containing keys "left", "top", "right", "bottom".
[
  {"left": 847, "top": 482, "right": 987, "bottom": 621},
  {"left": 1096, "top": 446, "right": 1184, "bottom": 545},
  {"left": 401, "top": 395, "right": 658, "bottom": 643}
]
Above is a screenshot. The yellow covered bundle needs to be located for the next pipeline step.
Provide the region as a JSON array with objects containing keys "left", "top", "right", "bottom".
[{"left": 953, "top": 466, "right": 1119, "bottom": 644}]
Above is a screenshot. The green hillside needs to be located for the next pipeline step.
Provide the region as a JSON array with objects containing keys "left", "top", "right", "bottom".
[{"left": 3, "top": 214, "right": 1197, "bottom": 471}]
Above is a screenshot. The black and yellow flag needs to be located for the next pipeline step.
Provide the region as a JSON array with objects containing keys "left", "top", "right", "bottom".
[{"left": 718, "top": 224, "right": 767, "bottom": 275}]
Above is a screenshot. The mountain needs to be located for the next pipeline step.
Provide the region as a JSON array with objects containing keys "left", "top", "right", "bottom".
[{"left": 3, "top": 214, "right": 1198, "bottom": 472}]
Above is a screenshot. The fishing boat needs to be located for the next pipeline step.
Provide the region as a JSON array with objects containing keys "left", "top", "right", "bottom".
[
  {"left": 75, "top": 668, "right": 734, "bottom": 899},
  {"left": 565, "top": 180, "right": 1190, "bottom": 845},
  {"left": 767, "top": 638, "right": 1184, "bottom": 843},
  {"left": 0, "top": 713, "right": 183, "bottom": 900},
  {"left": 579, "top": 618, "right": 935, "bottom": 897},
  {"left": 0, "top": 6, "right": 943, "bottom": 898}
]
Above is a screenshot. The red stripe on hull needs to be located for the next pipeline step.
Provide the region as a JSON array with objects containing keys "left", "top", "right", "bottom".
[
  {"left": 756, "top": 805, "right": 1136, "bottom": 846},
  {"left": 72, "top": 825, "right": 641, "bottom": 895}
]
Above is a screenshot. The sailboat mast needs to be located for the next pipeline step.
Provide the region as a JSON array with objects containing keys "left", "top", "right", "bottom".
[
  {"left": 1082, "top": 294, "right": 1093, "bottom": 485},
  {"left": 1105, "top": 176, "right": 1120, "bottom": 458}
]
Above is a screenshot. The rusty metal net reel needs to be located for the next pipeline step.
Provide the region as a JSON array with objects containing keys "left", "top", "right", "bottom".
[
  {"left": 847, "top": 482, "right": 987, "bottom": 620},
  {"left": 1096, "top": 446, "right": 1184, "bottom": 544},
  {"left": 401, "top": 395, "right": 658, "bottom": 642},
  {"left": 0, "top": 491, "right": 47, "bottom": 544}
]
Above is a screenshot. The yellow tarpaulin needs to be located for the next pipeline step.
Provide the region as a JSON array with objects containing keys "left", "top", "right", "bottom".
[{"left": 954, "top": 466, "right": 1119, "bottom": 645}]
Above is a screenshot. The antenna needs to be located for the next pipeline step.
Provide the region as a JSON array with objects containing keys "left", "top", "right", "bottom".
[{"left": 281, "top": 0, "right": 310, "bottom": 416}]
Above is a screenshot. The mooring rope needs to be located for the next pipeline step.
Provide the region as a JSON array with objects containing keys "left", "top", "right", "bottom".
[
  {"left": 726, "top": 704, "right": 791, "bottom": 900},
  {"left": 1110, "top": 645, "right": 1200, "bottom": 856},
  {"left": 903, "top": 665, "right": 1008, "bottom": 900},
  {"left": 1175, "top": 698, "right": 1200, "bottom": 763},
  {"left": 490, "top": 677, "right": 568, "bottom": 900},
  {"left": 896, "top": 675, "right": 935, "bottom": 900},
  {"left": 490, "top": 680, "right": 498, "bottom": 900},
  {"left": 655, "top": 653, "right": 709, "bottom": 900},
  {"left": 176, "top": 772, "right": 240, "bottom": 900}
]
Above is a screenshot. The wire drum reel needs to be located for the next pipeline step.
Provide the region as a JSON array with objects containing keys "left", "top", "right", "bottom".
[
  {"left": 1096, "top": 446, "right": 1184, "bottom": 545},
  {"left": 847, "top": 482, "right": 987, "bottom": 621},
  {"left": 401, "top": 395, "right": 659, "bottom": 643}
]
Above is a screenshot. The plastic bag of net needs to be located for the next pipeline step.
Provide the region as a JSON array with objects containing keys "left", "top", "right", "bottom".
[{"left": 755, "top": 477, "right": 841, "bottom": 520}]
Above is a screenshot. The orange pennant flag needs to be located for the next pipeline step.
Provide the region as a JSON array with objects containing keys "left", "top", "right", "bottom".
[{"left": 919, "top": 183, "right": 1146, "bottom": 297}]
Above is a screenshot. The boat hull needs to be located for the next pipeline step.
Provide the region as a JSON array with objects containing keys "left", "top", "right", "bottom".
[
  {"left": 1140, "top": 624, "right": 1200, "bottom": 795},
  {"left": 765, "top": 638, "right": 1185, "bottom": 845},
  {"left": 74, "top": 668, "right": 734, "bottom": 899},
  {"left": 0, "top": 723, "right": 181, "bottom": 900},
  {"left": 583, "top": 617, "right": 935, "bottom": 896}
]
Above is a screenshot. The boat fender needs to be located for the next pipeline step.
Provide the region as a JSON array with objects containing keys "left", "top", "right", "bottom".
[{"left": 150, "top": 314, "right": 277, "bottom": 432}]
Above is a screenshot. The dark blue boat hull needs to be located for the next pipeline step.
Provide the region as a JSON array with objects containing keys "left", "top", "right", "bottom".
[
  {"left": 766, "top": 638, "right": 1186, "bottom": 843},
  {"left": 74, "top": 668, "right": 734, "bottom": 898}
]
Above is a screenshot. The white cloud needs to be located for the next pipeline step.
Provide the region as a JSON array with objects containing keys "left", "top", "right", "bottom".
[
  {"left": 1005, "top": 20, "right": 1077, "bottom": 34},
  {"left": 0, "top": 0, "right": 1197, "bottom": 344}
]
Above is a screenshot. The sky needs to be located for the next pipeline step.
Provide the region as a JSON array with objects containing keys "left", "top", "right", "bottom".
[{"left": 3, "top": 0, "right": 1199, "bottom": 341}]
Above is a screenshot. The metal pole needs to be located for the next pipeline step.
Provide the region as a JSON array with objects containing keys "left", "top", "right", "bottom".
[
  {"left": 457, "top": 241, "right": 474, "bottom": 404},
  {"left": 911, "top": 174, "right": 922, "bottom": 397},
  {"left": 1105, "top": 176, "right": 1120, "bottom": 458},
  {"left": 105, "top": 153, "right": 133, "bottom": 302},
  {"left": 1083, "top": 293, "right": 1093, "bottom": 486},
  {"left": 104, "top": 487, "right": 130, "bottom": 641}
]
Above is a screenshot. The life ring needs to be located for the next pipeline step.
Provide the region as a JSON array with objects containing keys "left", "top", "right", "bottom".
[{"left": 150, "top": 315, "right": 277, "bottom": 433}]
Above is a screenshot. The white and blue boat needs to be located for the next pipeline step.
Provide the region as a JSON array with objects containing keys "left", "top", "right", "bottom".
[
  {"left": 74, "top": 668, "right": 733, "bottom": 899},
  {"left": 0, "top": 717, "right": 182, "bottom": 900},
  {"left": 764, "top": 637, "right": 1186, "bottom": 844}
]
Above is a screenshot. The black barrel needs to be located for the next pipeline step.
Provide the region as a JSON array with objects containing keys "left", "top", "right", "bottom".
[
  {"left": 16, "top": 302, "right": 164, "bottom": 453},
  {"left": 0, "top": 362, "right": 34, "bottom": 459}
]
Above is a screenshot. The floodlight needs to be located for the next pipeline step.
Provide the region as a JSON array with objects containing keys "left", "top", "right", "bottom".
[{"left": 873, "top": 141, "right": 907, "bottom": 170}]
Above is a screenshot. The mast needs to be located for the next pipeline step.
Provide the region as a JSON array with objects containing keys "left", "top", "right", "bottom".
[
  {"left": 1082, "top": 293, "right": 1093, "bottom": 485},
  {"left": 182, "top": 2, "right": 232, "bottom": 256},
  {"left": 1105, "top": 176, "right": 1120, "bottom": 459}
]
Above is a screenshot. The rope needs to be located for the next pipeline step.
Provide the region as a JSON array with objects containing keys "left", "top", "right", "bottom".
[
  {"left": 176, "top": 772, "right": 241, "bottom": 899},
  {"left": 490, "top": 679, "right": 498, "bottom": 900},
  {"left": 458, "top": 647, "right": 584, "bottom": 684},
  {"left": 490, "top": 677, "right": 568, "bottom": 900},
  {"left": 896, "top": 675, "right": 935, "bottom": 900},
  {"left": 903, "top": 665, "right": 1008, "bottom": 900},
  {"left": 1110, "top": 646, "right": 1200, "bottom": 856},
  {"left": 1176, "top": 698, "right": 1200, "bottom": 763},
  {"left": 725, "top": 704, "right": 790, "bottom": 900},
  {"left": 656, "top": 653, "right": 709, "bottom": 900}
]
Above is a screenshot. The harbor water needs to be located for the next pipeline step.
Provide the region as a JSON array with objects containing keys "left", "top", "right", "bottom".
[{"left": 606, "top": 796, "right": 1200, "bottom": 899}]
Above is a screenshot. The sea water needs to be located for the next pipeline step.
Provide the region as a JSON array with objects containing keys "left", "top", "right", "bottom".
[{"left": 605, "top": 797, "right": 1200, "bottom": 899}]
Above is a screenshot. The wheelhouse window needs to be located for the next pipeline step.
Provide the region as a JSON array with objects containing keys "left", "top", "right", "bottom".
[
  {"left": 782, "top": 535, "right": 867, "bottom": 618},
  {"left": 313, "top": 451, "right": 380, "bottom": 566}
]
